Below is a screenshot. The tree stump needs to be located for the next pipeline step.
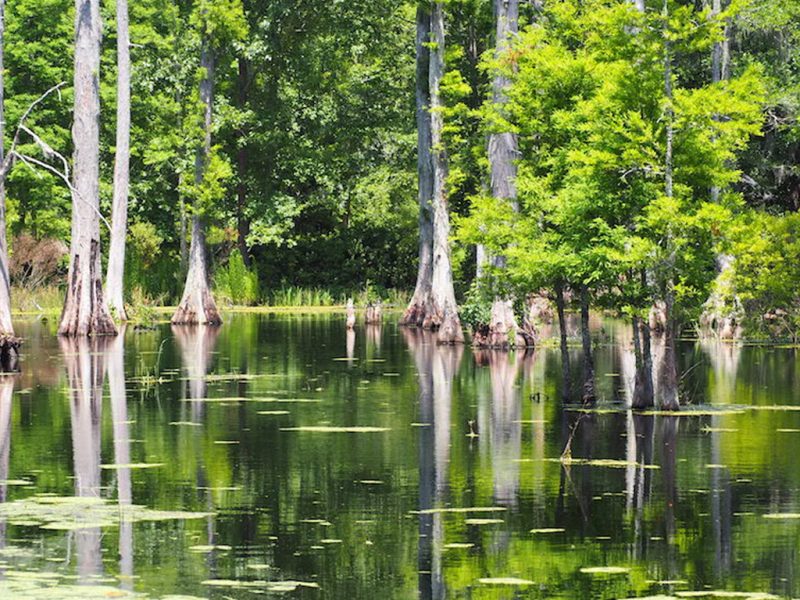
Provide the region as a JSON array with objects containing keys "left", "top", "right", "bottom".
[
  {"left": 346, "top": 299, "right": 356, "bottom": 330},
  {"left": 365, "top": 301, "right": 382, "bottom": 325},
  {"left": 0, "top": 335, "right": 21, "bottom": 372}
]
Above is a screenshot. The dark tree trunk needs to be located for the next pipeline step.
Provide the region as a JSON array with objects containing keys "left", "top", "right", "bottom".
[
  {"left": 658, "top": 285, "right": 680, "bottom": 410},
  {"left": 555, "top": 281, "right": 571, "bottom": 403},
  {"left": 172, "top": 34, "right": 221, "bottom": 326},
  {"left": 632, "top": 316, "right": 655, "bottom": 409},
  {"left": 658, "top": 0, "right": 680, "bottom": 411},
  {"left": 580, "top": 285, "right": 595, "bottom": 406},
  {"left": 59, "top": 0, "right": 117, "bottom": 337},
  {"left": 401, "top": 5, "right": 434, "bottom": 328}
]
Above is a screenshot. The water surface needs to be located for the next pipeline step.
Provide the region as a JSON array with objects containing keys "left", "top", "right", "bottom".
[{"left": 1, "top": 313, "right": 799, "bottom": 599}]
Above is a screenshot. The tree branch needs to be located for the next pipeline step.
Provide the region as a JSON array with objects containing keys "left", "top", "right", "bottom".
[
  {"left": 13, "top": 152, "right": 112, "bottom": 233},
  {"left": 0, "top": 82, "right": 67, "bottom": 180}
]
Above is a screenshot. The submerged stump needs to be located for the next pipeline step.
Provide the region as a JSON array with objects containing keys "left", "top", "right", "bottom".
[
  {"left": 0, "top": 335, "right": 21, "bottom": 372},
  {"left": 365, "top": 301, "right": 382, "bottom": 325},
  {"left": 346, "top": 299, "right": 356, "bottom": 330}
]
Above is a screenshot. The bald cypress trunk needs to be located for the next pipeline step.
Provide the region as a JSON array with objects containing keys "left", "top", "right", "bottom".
[
  {"left": 0, "top": 0, "right": 13, "bottom": 339},
  {"left": 477, "top": 0, "right": 531, "bottom": 349},
  {"left": 59, "top": 0, "right": 117, "bottom": 337},
  {"left": 659, "top": 0, "right": 680, "bottom": 411},
  {"left": 555, "top": 281, "right": 571, "bottom": 403},
  {"left": 580, "top": 285, "right": 596, "bottom": 405},
  {"left": 172, "top": 35, "right": 221, "bottom": 326},
  {"left": 401, "top": 5, "right": 434, "bottom": 328},
  {"left": 427, "top": 2, "right": 463, "bottom": 344},
  {"left": 105, "top": 0, "right": 130, "bottom": 321}
]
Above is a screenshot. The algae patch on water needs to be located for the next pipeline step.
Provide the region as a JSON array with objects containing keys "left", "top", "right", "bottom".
[
  {"left": 280, "top": 426, "right": 389, "bottom": 433},
  {"left": 580, "top": 566, "right": 630, "bottom": 575},
  {"left": 0, "top": 494, "right": 211, "bottom": 531},
  {"left": 477, "top": 577, "right": 535, "bottom": 586}
]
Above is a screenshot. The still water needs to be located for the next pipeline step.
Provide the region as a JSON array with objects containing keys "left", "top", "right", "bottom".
[{"left": 1, "top": 312, "right": 799, "bottom": 599}]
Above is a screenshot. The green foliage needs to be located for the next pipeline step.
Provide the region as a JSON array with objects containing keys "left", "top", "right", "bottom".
[
  {"left": 461, "top": 0, "right": 765, "bottom": 331},
  {"left": 724, "top": 212, "right": 800, "bottom": 339},
  {"left": 459, "top": 280, "right": 492, "bottom": 330},
  {"left": 214, "top": 249, "right": 259, "bottom": 306},
  {"left": 268, "top": 286, "right": 335, "bottom": 308}
]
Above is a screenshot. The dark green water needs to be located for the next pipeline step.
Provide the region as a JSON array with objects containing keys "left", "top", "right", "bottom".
[{"left": 1, "top": 312, "right": 800, "bottom": 599}]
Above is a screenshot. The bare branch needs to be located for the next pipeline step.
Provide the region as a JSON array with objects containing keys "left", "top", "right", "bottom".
[
  {"left": 0, "top": 82, "right": 67, "bottom": 180},
  {"left": 13, "top": 151, "right": 111, "bottom": 233}
]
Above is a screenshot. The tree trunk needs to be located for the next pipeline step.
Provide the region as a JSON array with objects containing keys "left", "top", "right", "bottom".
[
  {"left": 481, "top": 0, "right": 521, "bottom": 349},
  {"left": 0, "top": 0, "right": 19, "bottom": 370},
  {"left": 105, "top": 0, "right": 130, "bottom": 321},
  {"left": 427, "top": 2, "right": 463, "bottom": 344},
  {"left": 0, "top": 0, "right": 11, "bottom": 339},
  {"left": 556, "top": 281, "right": 571, "bottom": 403},
  {"left": 659, "top": 0, "right": 680, "bottom": 411},
  {"left": 401, "top": 5, "right": 434, "bottom": 328},
  {"left": 236, "top": 57, "right": 251, "bottom": 267},
  {"left": 172, "top": 35, "right": 221, "bottom": 326},
  {"left": 59, "top": 0, "right": 117, "bottom": 337},
  {"left": 580, "top": 285, "right": 595, "bottom": 405},
  {"left": 711, "top": 0, "right": 730, "bottom": 85},
  {"left": 631, "top": 316, "right": 655, "bottom": 409}
]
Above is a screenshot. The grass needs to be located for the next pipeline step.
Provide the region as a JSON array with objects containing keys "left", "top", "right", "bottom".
[
  {"left": 11, "top": 285, "right": 63, "bottom": 315},
  {"left": 9, "top": 285, "right": 411, "bottom": 317}
]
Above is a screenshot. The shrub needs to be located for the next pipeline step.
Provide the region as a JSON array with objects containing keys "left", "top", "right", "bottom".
[
  {"left": 215, "top": 249, "right": 259, "bottom": 306},
  {"left": 9, "top": 234, "right": 68, "bottom": 288}
]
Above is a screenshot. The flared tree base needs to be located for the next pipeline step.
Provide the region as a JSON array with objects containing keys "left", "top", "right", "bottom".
[
  {"left": 171, "top": 288, "right": 222, "bottom": 326},
  {"left": 472, "top": 299, "right": 536, "bottom": 350}
]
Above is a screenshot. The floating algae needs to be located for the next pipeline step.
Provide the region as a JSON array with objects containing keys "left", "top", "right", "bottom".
[
  {"left": 280, "top": 426, "right": 389, "bottom": 433},
  {"left": 580, "top": 566, "right": 630, "bottom": 575},
  {"left": 465, "top": 518, "right": 504, "bottom": 525},
  {"left": 414, "top": 507, "right": 506, "bottom": 515},
  {"left": 477, "top": 577, "right": 535, "bottom": 586},
  {"left": 189, "top": 545, "right": 231, "bottom": 552},
  {"left": 100, "top": 463, "right": 164, "bottom": 469},
  {"left": 539, "top": 458, "right": 660, "bottom": 469},
  {"left": 674, "top": 592, "right": 779, "bottom": 598},
  {"left": 0, "top": 495, "right": 211, "bottom": 531}
]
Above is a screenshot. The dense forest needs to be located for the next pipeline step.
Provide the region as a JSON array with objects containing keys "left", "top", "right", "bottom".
[{"left": 0, "top": 1, "right": 799, "bottom": 384}]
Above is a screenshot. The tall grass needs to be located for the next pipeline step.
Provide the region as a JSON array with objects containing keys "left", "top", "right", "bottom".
[
  {"left": 8, "top": 282, "right": 410, "bottom": 314},
  {"left": 214, "top": 250, "right": 259, "bottom": 306},
  {"left": 11, "top": 285, "right": 64, "bottom": 314},
  {"left": 266, "top": 286, "right": 410, "bottom": 308},
  {"left": 268, "top": 286, "right": 336, "bottom": 307}
]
